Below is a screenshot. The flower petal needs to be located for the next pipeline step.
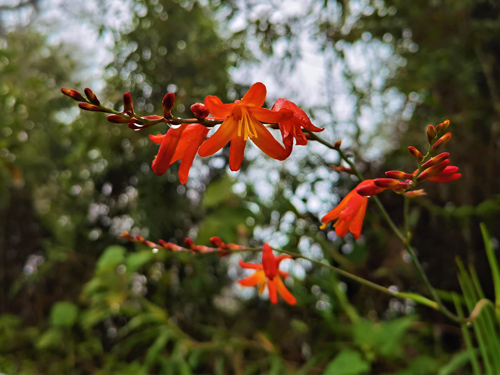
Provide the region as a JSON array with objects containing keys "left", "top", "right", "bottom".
[
  {"left": 241, "top": 82, "right": 266, "bottom": 107},
  {"left": 171, "top": 124, "right": 209, "bottom": 184},
  {"left": 252, "top": 121, "right": 292, "bottom": 160},
  {"left": 149, "top": 134, "right": 165, "bottom": 144},
  {"left": 239, "top": 259, "right": 263, "bottom": 270},
  {"left": 275, "top": 275, "right": 296, "bottom": 305},
  {"left": 198, "top": 119, "right": 235, "bottom": 157},
  {"left": 229, "top": 135, "right": 247, "bottom": 171},
  {"left": 251, "top": 107, "right": 293, "bottom": 123},
  {"left": 204, "top": 96, "right": 235, "bottom": 118},
  {"left": 267, "top": 279, "right": 278, "bottom": 304},
  {"left": 151, "top": 124, "right": 187, "bottom": 176},
  {"left": 238, "top": 270, "right": 266, "bottom": 287},
  {"left": 348, "top": 197, "right": 368, "bottom": 239}
]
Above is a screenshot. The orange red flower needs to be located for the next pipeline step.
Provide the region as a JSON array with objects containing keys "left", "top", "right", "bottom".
[
  {"left": 198, "top": 82, "right": 293, "bottom": 171},
  {"left": 272, "top": 98, "right": 324, "bottom": 149},
  {"left": 149, "top": 123, "right": 209, "bottom": 184},
  {"left": 321, "top": 180, "right": 383, "bottom": 239},
  {"left": 238, "top": 243, "right": 296, "bottom": 305}
]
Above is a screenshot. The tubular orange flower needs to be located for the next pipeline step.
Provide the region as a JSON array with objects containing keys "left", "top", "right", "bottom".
[
  {"left": 321, "top": 180, "right": 383, "bottom": 239},
  {"left": 238, "top": 243, "right": 296, "bottom": 305},
  {"left": 271, "top": 98, "right": 324, "bottom": 149},
  {"left": 198, "top": 82, "right": 293, "bottom": 171},
  {"left": 149, "top": 123, "right": 209, "bottom": 184}
]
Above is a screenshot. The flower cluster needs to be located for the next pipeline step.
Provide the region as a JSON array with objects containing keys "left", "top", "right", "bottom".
[
  {"left": 321, "top": 120, "right": 461, "bottom": 239},
  {"left": 62, "top": 83, "right": 323, "bottom": 184}
]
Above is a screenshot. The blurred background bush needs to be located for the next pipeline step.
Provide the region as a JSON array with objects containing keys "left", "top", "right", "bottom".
[{"left": 0, "top": 0, "right": 499, "bottom": 374}]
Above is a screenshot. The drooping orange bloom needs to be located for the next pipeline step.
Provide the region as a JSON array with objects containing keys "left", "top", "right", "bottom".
[
  {"left": 272, "top": 98, "right": 324, "bottom": 149},
  {"left": 149, "top": 123, "right": 209, "bottom": 184},
  {"left": 238, "top": 243, "right": 296, "bottom": 305},
  {"left": 198, "top": 82, "right": 293, "bottom": 171},
  {"left": 321, "top": 180, "right": 384, "bottom": 239}
]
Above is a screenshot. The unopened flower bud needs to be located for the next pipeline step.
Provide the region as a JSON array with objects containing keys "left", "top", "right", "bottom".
[
  {"left": 432, "top": 132, "right": 452, "bottom": 150},
  {"left": 210, "top": 236, "right": 226, "bottom": 249},
  {"left": 331, "top": 166, "right": 354, "bottom": 174},
  {"left": 184, "top": 238, "right": 196, "bottom": 250},
  {"left": 427, "top": 125, "right": 436, "bottom": 143},
  {"left": 356, "top": 182, "right": 386, "bottom": 197},
  {"left": 408, "top": 146, "right": 424, "bottom": 162},
  {"left": 84, "top": 88, "right": 100, "bottom": 105},
  {"left": 435, "top": 119, "right": 450, "bottom": 134},
  {"left": 78, "top": 102, "right": 104, "bottom": 112},
  {"left": 191, "top": 102, "right": 210, "bottom": 119},
  {"left": 61, "top": 88, "right": 86, "bottom": 102},
  {"left": 385, "top": 170, "right": 414, "bottom": 179},
  {"left": 417, "top": 159, "right": 450, "bottom": 181},
  {"left": 123, "top": 92, "right": 134, "bottom": 115},
  {"left": 374, "top": 178, "right": 400, "bottom": 188},
  {"left": 333, "top": 140, "right": 342, "bottom": 149},
  {"left": 405, "top": 189, "right": 427, "bottom": 198},
  {"left": 421, "top": 152, "right": 450, "bottom": 169},
  {"left": 163, "top": 92, "right": 175, "bottom": 117},
  {"left": 107, "top": 114, "right": 130, "bottom": 124}
]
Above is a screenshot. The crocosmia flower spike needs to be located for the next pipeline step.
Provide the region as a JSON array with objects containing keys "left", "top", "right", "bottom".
[
  {"left": 198, "top": 82, "right": 293, "bottom": 171},
  {"left": 238, "top": 243, "right": 296, "bottom": 305},
  {"left": 149, "top": 123, "right": 209, "bottom": 184},
  {"left": 321, "top": 180, "right": 383, "bottom": 239}
]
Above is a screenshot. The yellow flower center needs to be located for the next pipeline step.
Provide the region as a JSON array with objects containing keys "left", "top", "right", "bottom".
[{"left": 235, "top": 106, "right": 258, "bottom": 141}]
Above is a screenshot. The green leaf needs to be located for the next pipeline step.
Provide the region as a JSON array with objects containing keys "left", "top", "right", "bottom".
[
  {"left": 353, "top": 316, "right": 415, "bottom": 358},
  {"left": 323, "top": 349, "right": 370, "bottom": 375},
  {"left": 394, "top": 355, "right": 437, "bottom": 375},
  {"left": 96, "top": 245, "right": 126, "bottom": 272},
  {"left": 438, "top": 350, "right": 473, "bottom": 375},
  {"left": 36, "top": 328, "right": 63, "bottom": 350},
  {"left": 50, "top": 301, "right": 79, "bottom": 327},
  {"left": 202, "top": 174, "right": 236, "bottom": 209},
  {"left": 126, "top": 251, "right": 153, "bottom": 273},
  {"left": 145, "top": 328, "right": 170, "bottom": 370}
]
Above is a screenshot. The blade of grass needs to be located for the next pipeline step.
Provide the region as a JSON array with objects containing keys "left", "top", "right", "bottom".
[
  {"left": 452, "top": 292, "right": 481, "bottom": 375},
  {"left": 480, "top": 223, "right": 500, "bottom": 320},
  {"left": 457, "top": 258, "right": 492, "bottom": 375},
  {"left": 469, "top": 266, "right": 500, "bottom": 373}
]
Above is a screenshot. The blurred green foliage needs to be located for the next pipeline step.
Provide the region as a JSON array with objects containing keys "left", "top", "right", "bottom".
[{"left": 1, "top": 0, "right": 499, "bottom": 374}]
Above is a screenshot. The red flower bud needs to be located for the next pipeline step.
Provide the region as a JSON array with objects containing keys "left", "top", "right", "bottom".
[
  {"left": 417, "top": 159, "right": 450, "bottom": 181},
  {"left": 84, "top": 88, "right": 100, "bottom": 105},
  {"left": 333, "top": 140, "right": 342, "bottom": 149},
  {"left": 426, "top": 166, "right": 461, "bottom": 183},
  {"left": 427, "top": 125, "right": 436, "bottom": 143},
  {"left": 143, "top": 115, "right": 164, "bottom": 121},
  {"left": 123, "top": 92, "right": 134, "bottom": 115},
  {"left": 435, "top": 119, "right": 450, "bottom": 134},
  {"left": 78, "top": 102, "right": 104, "bottom": 112},
  {"left": 432, "top": 132, "right": 452, "bottom": 150},
  {"left": 163, "top": 92, "right": 175, "bottom": 117},
  {"left": 356, "top": 182, "right": 387, "bottom": 197},
  {"left": 385, "top": 170, "right": 414, "bottom": 179},
  {"left": 107, "top": 114, "right": 130, "bottom": 124},
  {"left": 191, "top": 102, "right": 210, "bottom": 119},
  {"left": 405, "top": 189, "right": 427, "bottom": 198},
  {"left": 331, "top": 166, "right": 354, "bottom": 174},
  {"left": 374, "top": 178, "right": 400, "bottom": 188},
  {"left": 61, "top": 88, "right": 86, "bottom": 102},
  {"left": 184, "top": 238, "right": 196, "bottom": 250},
  {"left": 408, "top": 146, "right": 424, "bottom": 162},
  {"left": 159, "top": 239, "right": 183, "bottom": 251},
  {"left": 210, "top": 236, "right": 226, "bottom": 249},
  {"left": 421, "top": 152, "right": 449, "bottom": 169}
]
